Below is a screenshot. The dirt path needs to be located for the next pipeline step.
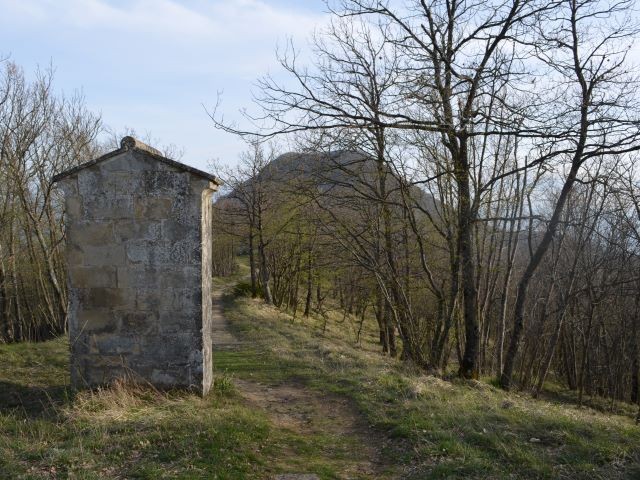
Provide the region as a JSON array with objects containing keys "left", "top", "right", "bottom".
[
  {"left": 212, "top": 289, "right": 398, "bottom": 479},
  {"left": 212, "top": 289, "right": 243, "bottom": 351},
  {"left": 236, "top": 378, "right": 388, "bottom": 478}
]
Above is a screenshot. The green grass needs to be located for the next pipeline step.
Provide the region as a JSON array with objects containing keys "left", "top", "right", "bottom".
[
  {"left": 2, "top": 281, "right": 640, "bottom": 479},
  {"left": 0, "top": 338, "right": 275, "bottom": 479},
  {"left": 0, "top": 341, "right": 363, "bottom": 478},
  {"left": 218, "top": 292, "right": 640, "bottom": 479}
]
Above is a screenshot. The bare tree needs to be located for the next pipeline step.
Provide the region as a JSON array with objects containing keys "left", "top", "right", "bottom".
[
  {"left": 0, "top": 61, "right": 100, "bottom": 341},
  {"left": 500, "top": 0, "right": 640, "bottom": 389}
]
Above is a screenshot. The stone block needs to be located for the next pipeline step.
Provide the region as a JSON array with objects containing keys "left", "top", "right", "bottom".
[
  {"left": 135, "top": 288, "right": 164, "bottom": 311},
  {"left": 134, "top": 197, "right": 172, "bottom": 220},
  {"left": 79, "top": 166, "right": 141, "bottom": 195},
  {"left": 65, "top": 195, "right": 83, "bottom": 218},
  {"left": 162, "top": 219, "right": 199, "bottom": 243},
  {"left": 150, "top": 369, "right": 179, "bottom": 386},
  {"left": 97, "top": 153, "right": 132, "bottom": 172},
  {"left": 59, "top": 177, "right": 79, "bottom": 196},
  {"left": 91, "top": 355, "right": 128, "bottom": 368},
  {"left": 68, "top": 266, "right": 117, "bottom": 288},
  {"left": 120, "top": 311, "right": 158, "bottom": 335},
  {"left": 82, "top": 244, "right": 126, "bottom": 267},
  {"left": 83, "top": 364, "right": 128, "bottom": 385},
  {"left": 142, "top": 171, "right": 189, "bottom": 197},
  {"left": 76, "top": 307, "right": 119, "bottom": 334},
  {"left": 125, "top": 240, "right": 201, "bottom": 266},
  {"left": 159, "top": 288, "right": 201, "bottom": 313},
  {"left": 188, "top": 348, "right": 203, "bottom": 366},
  {"left": 66, "top": 293, "right": 80, "bottom": 332},
  {"left": 92, "top": 333, "right": 141, "bottom": 355},
  {"left": 169, "top": 239, "right": 201, "bottom": 265},
  {"left": 117, "top": 265, "right": 198, "bottom": 289},
  {"left": 144, "top": 333, "right": 194, "bottom": 360},
  {"left": 65, "top": 243, "right": 85, "bottom": 266},
  {"left": 133, "top": 150, "right": 166, "bottom": 168},
  {"left": 125, "top": 241, "right": 171, "bottom": 265},
  {"left": 164, "top": 266, "right": 200, "bottom": 287},
  {"left": 117, "top": 266, "right": 160, "bottom": 289},
  {"left": 124, "top": 240, "right": 152, "bottom": 264},
  {"left": 83, "top": 195, "right": 133, "bottom": 220},
  {"left": 158, "top": 311, "right": 199, "bottom": 334},
  {"left": 67, "top": 222, "right": 113, "bottom": 247},
  {"left": 69, "top": 330, "right": 90, "bottom": 355},
  {"left": 78, "top": 170, "right": 105, "bottom": 196},
  {"left": 112, "top": 172, "right": 143, "bottom": 195},
  {"left": 80, "top": 287, "right": 136, "bottom": 309},
  {"left": 171, "top": 265, "right": 201, "bottom": 283},
  {"left": 171, "top": 195, "right": 201, "bottom": 226},
  {"left": 113, "top": 220, "right": 161, "bottom": 242}
]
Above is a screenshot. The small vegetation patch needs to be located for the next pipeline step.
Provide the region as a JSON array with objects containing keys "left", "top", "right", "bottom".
[{"left": 213, "top": 373, "right": 237, "bottom": 397}]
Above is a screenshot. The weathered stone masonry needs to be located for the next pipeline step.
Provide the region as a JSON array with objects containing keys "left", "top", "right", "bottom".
[{"left": 53, "top": 137, "right": 220, "bottom": 395}]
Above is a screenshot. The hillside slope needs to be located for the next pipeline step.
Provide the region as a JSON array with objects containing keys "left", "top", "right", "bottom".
[
  {"left": 220, "top": 150, "right": 439, "bottom": 215},
  {"left": 1, "top": 282, "right": 639, "bottom": 479}
]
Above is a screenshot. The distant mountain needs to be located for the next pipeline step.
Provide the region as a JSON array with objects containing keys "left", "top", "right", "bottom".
[{"left": 253, "top": 150, "right": 439, "bottom": 215}]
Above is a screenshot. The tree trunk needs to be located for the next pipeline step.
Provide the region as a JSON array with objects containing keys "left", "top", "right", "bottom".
[
  {"left": 303, "top": 253, "right": 313, "bottom": 317},
  {"left": 457, "top": 138, "right": 480, "bottom": 379},
  {"left": 248, "top": 227, "right": 258, "bottom": 298},
  {"left": 500, "top": 166, "right": 580, "bottom": 389},
  {"left": 258, "top": 240, "right": 273, "bottom": 304}
]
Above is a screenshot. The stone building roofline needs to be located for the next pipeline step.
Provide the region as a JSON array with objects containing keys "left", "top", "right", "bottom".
[{"left": 52, "top": 136, "right": 222, "bottom": 185}]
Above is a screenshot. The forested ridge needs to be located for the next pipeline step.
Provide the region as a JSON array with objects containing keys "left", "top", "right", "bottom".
[
  {"left": 212, "top": 0, "right": 640, "bottom": 403},
  {"left": 3, "top": 0, "right": 640, "bottom": 409}
]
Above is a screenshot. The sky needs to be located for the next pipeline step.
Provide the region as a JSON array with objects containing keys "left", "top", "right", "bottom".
[
  {"left": 0, "top": 0, "right": 328, "bottom": 170},
  {"left": 2, "top": 1, "right": 640, "bottom": 172}
]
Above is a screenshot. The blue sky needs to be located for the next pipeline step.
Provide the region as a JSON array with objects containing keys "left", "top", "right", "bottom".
[
  {"left": 0, "top": 0, "right": 328, "bottom": 170},
  {"left": 2, "top": 1, "right": 639, "bottom": 172}
]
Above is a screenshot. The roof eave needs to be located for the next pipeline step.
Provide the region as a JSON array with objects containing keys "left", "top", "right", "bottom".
[{"left": 52, "top": 137, "right": 222, "bottom": 186}]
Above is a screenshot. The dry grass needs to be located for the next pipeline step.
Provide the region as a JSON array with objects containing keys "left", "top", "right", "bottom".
[
  {"left": 2, "top": 282, "right": 640, "bottom": 479},
  {"left": 221, "top": 293, "right": 640, "bottom": 479}
]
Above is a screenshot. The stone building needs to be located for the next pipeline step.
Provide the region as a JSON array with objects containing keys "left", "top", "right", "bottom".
[{"left": 53, "top": 136, "right": 221, "bottom": 395}]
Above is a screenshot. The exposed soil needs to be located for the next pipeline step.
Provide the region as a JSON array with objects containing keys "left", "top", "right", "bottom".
[{"left": 235, "top": 378, "right": 390, "bottom": 478}]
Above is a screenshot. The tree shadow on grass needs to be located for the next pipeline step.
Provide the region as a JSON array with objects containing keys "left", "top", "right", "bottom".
[{"left": 0, "top": 380, "right": 70, "bottom": 419}]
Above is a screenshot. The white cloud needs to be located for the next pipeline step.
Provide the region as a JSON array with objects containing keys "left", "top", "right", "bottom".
[
  {"left": 0, "top": 0, "right": 326, "bottom": 75},
  {"left": 64, "top": 0, "right": 213, "bottom": 35},
  {"left": 207, "top": 0, "right": 322, "bottom": 39},
  {"left": 0, "top": 0, "right": 324, "bottom": 40},
  {"left": 0, "top": 0, "right": 328, "bottom": 168}
]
